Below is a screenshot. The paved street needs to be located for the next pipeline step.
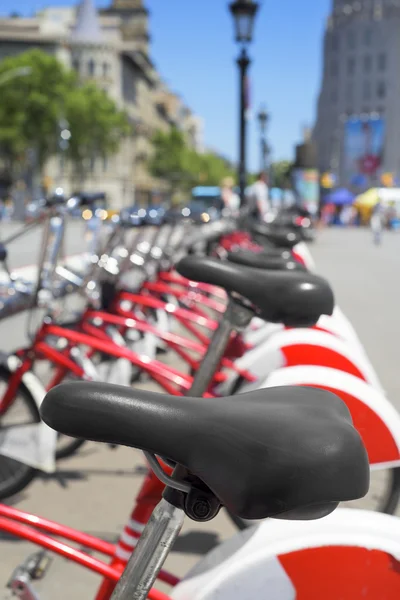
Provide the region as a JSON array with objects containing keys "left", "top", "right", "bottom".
[
  {"left": 0, "top": 220, "right": 88, "bottom": 271},
  {"left": 0, "top": 226, "right": 399, "bottom": 598}
]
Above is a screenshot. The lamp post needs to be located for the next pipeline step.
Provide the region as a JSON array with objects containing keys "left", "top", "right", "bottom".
[
  {"left": 229, "top": 0, "right": 259, "bottom": 206},
  {"left": 257, "top": 105, "right": 269, "bottom": 175}
]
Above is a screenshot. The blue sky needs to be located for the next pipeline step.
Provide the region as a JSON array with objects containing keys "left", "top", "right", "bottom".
[{"left": 0, "top": 0, "right": 331, "bottom": 169}]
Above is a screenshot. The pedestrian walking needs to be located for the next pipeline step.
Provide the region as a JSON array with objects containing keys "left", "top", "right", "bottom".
[
  {"left": 245, "top": 172, "right": 270, "bottom": 221},
  {"left": 220, "top": 177, "right": 240, "bottom": 215},
  {"left": 370, "top": 202, "right": 384, "bottom": 245}
]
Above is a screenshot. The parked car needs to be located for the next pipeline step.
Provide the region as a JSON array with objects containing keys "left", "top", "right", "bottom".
[
  {"left": 164, "top": 201, "right": 221, "bottom": 225},
  {"left": 143, "top": 204, "right": 166, "bottom": 226},
  {"left": 119, "top": 205, "right": 147, "bottom": 227}
]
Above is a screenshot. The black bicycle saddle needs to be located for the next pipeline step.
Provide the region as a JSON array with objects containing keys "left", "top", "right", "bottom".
[
  {"left": 227, "top": 249, "right": 306, "bottom": 272},
  {"left": 251, "top": 223, "right": 302, "bottom": 249},
  {"left": 176, "top": 256, "right": 333, "bottom": 326},
  {"left": 41, "top": 382, "right": 369, "bottom": 520}
]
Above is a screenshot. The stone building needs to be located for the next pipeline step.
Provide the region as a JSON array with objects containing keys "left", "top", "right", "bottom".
[
  {"left": 314, "top": 0, "right": 400, "bottom": 187},
  {"left": 0, "top": 0, "right": 203, "bottom": 207}
]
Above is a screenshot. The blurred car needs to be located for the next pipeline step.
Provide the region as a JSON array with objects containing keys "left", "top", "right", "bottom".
[
  {"left": 164, "top": 201, "right": 221, "bottom": 224},
  {"left": 119, "top": 205, "right": 147, "bottom": 227},
  {"left": 144, "top": 204, "right": 166, "bottom": 226}
]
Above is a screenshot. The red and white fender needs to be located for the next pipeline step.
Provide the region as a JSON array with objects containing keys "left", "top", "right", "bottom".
[
  {"left": 223, "top": 328, "right": 384, "bottom": 396},
  {"left": 171, "top": 509, "right": 400, "bottom": 599},
  {"left": 293, "top": 241, "right": 316, "bottom": 270},
  {"left": 264, "top": 365, "right": 400, "bottom": 467}
]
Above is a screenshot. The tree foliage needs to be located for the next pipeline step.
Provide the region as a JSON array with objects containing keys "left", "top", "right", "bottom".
[
  {"left": 148, "top": 127, "right": 235, "bottom": 195},
  {"left": 65, "top": 83, "right": 130, "bottom": 178},
  {"left": 0, "top": 50, "right": 75, "bottom": 171},
  {"left": 248, "top": 160, "right": 294, "bottom": 189},
  {"left": 0, "top": 49, "right": 129, "bottom": 181},
  {"left": 148, "top": 128, "right": 190, "bottom": 192},
  {"left": 270, "top": 160, "right": 293, "bottom": 188}
]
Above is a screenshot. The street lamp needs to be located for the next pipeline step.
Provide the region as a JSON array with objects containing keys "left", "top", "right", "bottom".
[
  {"left": 257, "top": 106, "right": 268, "bottom": 134},
  {"left": 0, "top": 66, "right": 32, "bottom": 87},
  {"left": 257, "top": 105, "right": 269, "bottom": 174},
  {"left": 229, "top": 0, "right": 259, "bottom": 206}
]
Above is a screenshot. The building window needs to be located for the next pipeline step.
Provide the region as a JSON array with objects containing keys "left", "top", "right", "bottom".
[
  {"left": 331, "top": 33, "right": 339, "bottom": 52},
  {"left": 330, "top": 60, "right": 339, "bottom": 76},
  {"left": 363, "top": 80, "right": 371, "bottom": 100},
  {"left": 377, "top": 81, "right": 386, "bottom": 98},
  {"left": 103, "top": 62, "right": 110, "bottom": 78},
  {"left": 347, "top": 31, "right": 356, "bottom": 49},
  {"left": 72, "top": 58, "right": 80, "bottom": 72},
  {"left": 88, "top": 59, "right": 96, "bottom": 77},
  {"left": 103, "top": 156, "right": 108, "bottom": 172},
  {"left": 363, "top": 55, "right": 372, "bottom": 73},
  {"left": 347, "top": 57, "right": 355, "bottom": 75},
  {"left": 378, "top": 53, "right": 387, "bottom": 71},
  {"left": 346, "top": 82, "right": 354, "bottom": 105},
  {"left": 364, "top": 28, "right": 372, "bottom": 45}
]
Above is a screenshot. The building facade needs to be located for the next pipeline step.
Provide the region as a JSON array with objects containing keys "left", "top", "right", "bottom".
[
  {"left": 314, "top": 0, "right": 400, "bottom": 188},
  {"left": 0, "top": 0, "right": 204, "bottom": 207}
]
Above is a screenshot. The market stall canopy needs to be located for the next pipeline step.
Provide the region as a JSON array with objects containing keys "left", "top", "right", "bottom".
[
  {"left": 354, "top": 188, "right": 380, "bottom": 208},
  {"left": 354, "top": 188, "right": 400, "bottom": 208},
  {"left": 326, "top": 188, "right": 355, "bottom": 205}
]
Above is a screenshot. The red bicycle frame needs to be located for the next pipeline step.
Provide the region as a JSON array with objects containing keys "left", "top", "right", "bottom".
[
  {"left": 0, "top": 499, "right": 174, "bottom": 600},
  {"left": 0, "top": 228, "right": 275, "bottom": 598}
]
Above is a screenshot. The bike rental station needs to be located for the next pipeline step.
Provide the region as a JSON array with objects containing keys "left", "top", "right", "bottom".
[{"left": 0, "top": 190, "right": 398, "bottom": 599}]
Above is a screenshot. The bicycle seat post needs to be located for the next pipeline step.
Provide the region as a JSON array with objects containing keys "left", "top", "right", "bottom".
[
  {"left": 110, "top": 498, "right": 184, "bottom": 600},
  {"left": 188, "top": 297, "right": 254, "bottom": 397}
]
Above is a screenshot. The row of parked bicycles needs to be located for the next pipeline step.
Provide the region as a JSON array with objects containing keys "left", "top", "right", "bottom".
[{"left": 0, "top": 191, "right": 399, "bottom": 599}]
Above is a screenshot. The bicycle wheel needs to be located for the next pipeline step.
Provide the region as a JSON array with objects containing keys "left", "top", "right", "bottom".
[
  {"left": 0, "top": 367, "right": 39, "bottom": 499},
  {"left": 227, "top": 466, "right": 400, "bottom": 531}
]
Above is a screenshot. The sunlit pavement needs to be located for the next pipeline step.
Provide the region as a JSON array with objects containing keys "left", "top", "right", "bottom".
[{"left": 0, "top": 226, "right": 400, "bottom": 598}]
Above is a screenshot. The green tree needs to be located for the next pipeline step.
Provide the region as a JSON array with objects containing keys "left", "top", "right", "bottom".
[
  {"left": 270, "top": 160, "right": 293, "bottom": 188},
  {"left": 185, "top": 151, "right": 235, "bottom": 187},
  {"left": 148, "top": 127, "right": 193, "bottom": 196},
  {"left": 65, "top": 82, "right": 130, "bottom": 182},
  {"left": 149, "top": 128, "right": 235, "bottom": 198},
  {"left": 248, "top": 161, "right": 293, "bottom": 188},
  {"left": 0, "top": 49, "right": 129, "bottom": 185},
  {"left": 0, "top": 50, "right": 75, "bottom": 175}
]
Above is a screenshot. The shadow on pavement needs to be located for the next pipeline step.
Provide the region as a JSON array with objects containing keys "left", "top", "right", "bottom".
[
  {"left": 173, "top": 531, "right": 220, "bottom": 555},
  {"left": 3, "top": 492, "right": 29, "bottom": 506},
  {"left": 39, "top": 467, "right": 140, "bottom": 488}
]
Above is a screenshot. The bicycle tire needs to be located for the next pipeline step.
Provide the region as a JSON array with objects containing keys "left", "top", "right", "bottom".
[
  {"left": 227, "top": 466, "right": 400, "bottom": 531},
  {"left": 56, "top": 436, "right": 86, "bottom": 460},
  {"left": 0, "top": 366, "right": 39, "bottom": 499}
]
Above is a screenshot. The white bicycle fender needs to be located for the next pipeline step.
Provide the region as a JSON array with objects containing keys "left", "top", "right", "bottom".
[
  {"left": 293, "top": 241, "right": 316, "bottom": 271},
  {"left": 171, "top": 509, "right": 400, "bottom": 600},
  {"left": 0, "top": 355, "right": 56, "bottom": 473}
]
